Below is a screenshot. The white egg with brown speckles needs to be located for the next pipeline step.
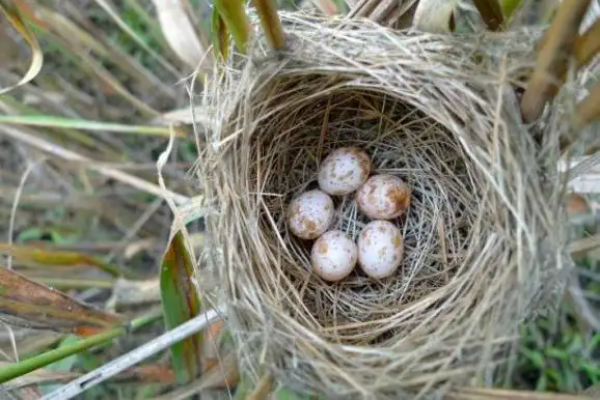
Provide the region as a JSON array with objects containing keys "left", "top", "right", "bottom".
[
  {"left": 357, "top": 174, "right": 410, "bottom": 220},
  {"left": 318, "top": 147, "right": 371, "bottom": 196},
  {"left": 288, "top": 190, "right": 334, "bottom": 240},
  {"left": 358, "top": 220, "right": 403, "bottom": 279},
  {"left": 311, "top": 230, "right": 357, "bottom": 282}
]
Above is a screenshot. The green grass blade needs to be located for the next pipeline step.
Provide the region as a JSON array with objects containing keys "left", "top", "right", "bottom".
[
  {"left": 0, "top": 115, "right": 174, "bottom": 137},
  {"left": 214, "top": 0, "right": 251, "bottom": 53},
  {"left": 251, "top": 0, "right": 285, "bottom": 50},
  {"left": 160, "top": 230, "right": 202, "bottom": 384},
  {"left": 212, "top": 5, "right": 230, "bottom": 62},
  {"left": 500, "top": 0, "right": 523, "bottom": 20},
  {"left": 0, "top": 311, "right": 160, "bottom": 384},
  {"left": 472, "top": 0, "right": 504, "bottom": 30}
]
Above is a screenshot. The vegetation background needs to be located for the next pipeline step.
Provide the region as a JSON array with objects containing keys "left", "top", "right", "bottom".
[{"left": 0, "top": 0, "right": 599, "bottom": 398}]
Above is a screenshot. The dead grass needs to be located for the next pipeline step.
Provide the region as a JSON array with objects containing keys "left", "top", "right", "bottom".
[{"left": 198, "top": 14, "right": 576, "bottom": 398}]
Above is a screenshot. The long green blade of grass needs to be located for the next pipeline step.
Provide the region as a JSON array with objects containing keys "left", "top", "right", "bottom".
[
  {"left": 500, "top": 0, "right": 523, "bottom": 21},
  {"left": 214, "top": 0, "right": 251, "bottom": 53},
  {"left": 251, "top": 0, "right": 285, "bottom": 50},
  {"left": 472, "top": 0, "right": 504, "bottom": 31},
  {"left": 0, "top": 310, "right": 161, "bottom": 384},
  {"left": 212, "top": 5, "right": 230, "bottom": 62},
  {"left": 160, "top": 230, "right": 202, "bottom": 383},
  {"left": 0, "top": 115, "right": 175, "bottom": 137}
]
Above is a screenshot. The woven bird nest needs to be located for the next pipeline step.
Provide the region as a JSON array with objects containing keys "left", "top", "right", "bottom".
[{"left": 199, "top": 14, "right": 573, "bottom": 399}]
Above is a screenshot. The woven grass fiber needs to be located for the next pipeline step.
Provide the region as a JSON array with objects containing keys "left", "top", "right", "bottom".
[{"left": 198, "top": 13, "right": 574, "bottom": 399}]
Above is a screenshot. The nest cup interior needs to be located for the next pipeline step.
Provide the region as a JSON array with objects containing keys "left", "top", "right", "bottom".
[{"left": 251, "top": 83, "right": 475, "bottom": 343}]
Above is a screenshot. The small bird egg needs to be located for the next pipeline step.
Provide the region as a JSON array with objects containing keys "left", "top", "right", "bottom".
[
  {"left": 357, "top": 174, "right": 410, "bottom": 220},
  {"left": 318, "top": 147, "right": 371, "bottom": 196},
  {"left": 311, "top": 230, "right": 357, "bottom": 282},
  {"left": 288, "top": 190, "right": 334, "bottom": 240},
  {"left": 357, "top": 220, "right": 404, "bottom": 279}
]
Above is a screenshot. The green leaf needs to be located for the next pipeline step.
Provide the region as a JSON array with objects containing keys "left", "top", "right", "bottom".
[
  {"left": 535, "top": 373, "right": 548, "bottom": 391},
  {"left": 520, "top": 347, "right": 545, "bottom": 369},
  {"left": 472, "top": 0, "right": 504, "bottom": 31},
  {"left": 212, "top": 5, "right": 230, "bottom": 62},
  {"left": 214, "top": 0, "right": 251, "bottom": 53},
  {"left": 545, "top": 347, "right": 568, "bottom": 361},
  {"left": 500, "top": 0, "right": 522, "bottom": 20},
  {"left": 234, "top": 374, "right": 253, "bottom": 400},
  {"left": 275, "top": 387, "right": 305, "bottom": 400},
  {"left": 252, "top": 0, "right": 285, "bottom": 50},
  {"left": 41, "top": 336, "right": 79, "bottom": 394},
  {"left": 160, "top": 230, "right": 202, "bottom": 384}
]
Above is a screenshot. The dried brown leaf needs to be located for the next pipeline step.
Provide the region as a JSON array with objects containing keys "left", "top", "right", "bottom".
[
  {"left": 0, "top": 267, "right": 122, "bottom": 335},
  {"left": 574, "top": 19, "right": 600, "bottom": 69},
  {"left": 412, "top": 0, "right": 461, "bottom": 33}
]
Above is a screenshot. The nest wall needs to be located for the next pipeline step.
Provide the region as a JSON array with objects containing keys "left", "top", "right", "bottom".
[{"left": 199, "top": 14, "right": 573, "bottom": 399}]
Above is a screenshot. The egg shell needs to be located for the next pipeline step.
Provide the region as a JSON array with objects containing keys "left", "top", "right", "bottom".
[
  {"left": 357, "top": 220, "right": 404, "bottom": 279},
  {"left": 318, "top": 147, "right": 371, "bottom": 196},
  {"left": 357, "top": 174, "right": 410, "bottom": 220},
  {"left": 288, "top": 190, "right": 334, "bottom": 240},
  {"left": 311, "top": 230, "right": 357, "bottom": 282}
]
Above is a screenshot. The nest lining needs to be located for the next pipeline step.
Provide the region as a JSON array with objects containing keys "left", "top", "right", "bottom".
[{"left": 199, "top": 14, "right": 572, "bottom": 399}]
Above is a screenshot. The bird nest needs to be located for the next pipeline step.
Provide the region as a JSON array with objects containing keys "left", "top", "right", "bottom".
[{"left": 198, "top": 14, "right": 572, "bottom": 399}]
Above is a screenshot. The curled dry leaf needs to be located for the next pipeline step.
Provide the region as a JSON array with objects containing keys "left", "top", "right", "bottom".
[
  {"left": 151, "top": 0, "right": 212, "bottom": 70},
  {"left": 412, "top": 0, "right": 461, "bottom": 33},
  {"left": 0, "top": 0, "right": 43, "bottom": 95}
]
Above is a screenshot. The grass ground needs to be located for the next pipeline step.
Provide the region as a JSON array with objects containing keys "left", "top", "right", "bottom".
[{"left": 0, "top": 0, "right": 599, "bottom": 398}]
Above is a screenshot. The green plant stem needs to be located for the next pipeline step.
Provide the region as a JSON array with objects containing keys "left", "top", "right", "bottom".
[
  {"left": 31, "top": 277, "right": 115, "bottom": 290},
  {"left": 214, "top": 0, "right": 251, "bottom": 53},
  {"left": 0, "top": 309, "right": 161, "bottom": 383},
  {"left": 0, "top": 115, "right": 174, "bottom": 137}
]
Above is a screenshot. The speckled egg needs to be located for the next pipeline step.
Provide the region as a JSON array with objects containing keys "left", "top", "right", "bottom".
[
  {"left": 318, "top": 147, "right": 371, "bottom": 196},
  {"left": 357, "top": 220, "right": 404, "bottom": 279},
  {"left": 357, "top": 174, "right": 410, "bottom": 220},
  {"left": 288, "top": 190, "right": 334, "bottom": 240},
  {"left": 311, "top": 230, "right": 358, "bottom": 282}
]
